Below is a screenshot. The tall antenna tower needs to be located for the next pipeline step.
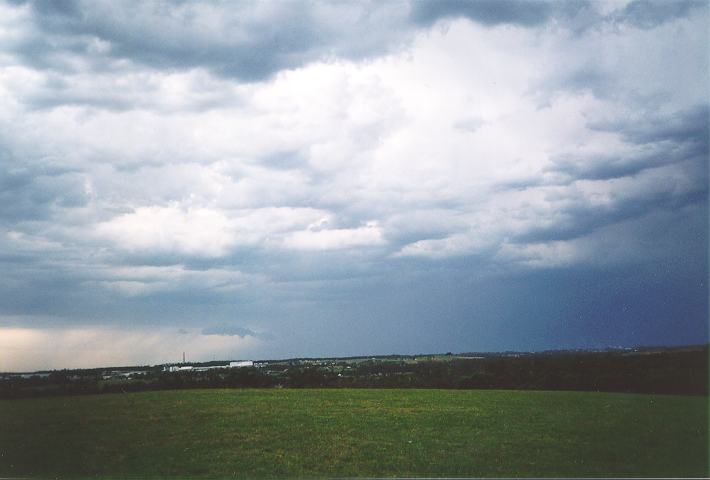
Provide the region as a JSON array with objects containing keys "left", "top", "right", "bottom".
[{"left": 183, "top": 352, "right": 185, "bottom": 363}]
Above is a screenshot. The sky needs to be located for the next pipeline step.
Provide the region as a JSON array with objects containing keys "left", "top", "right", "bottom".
[{"left": 0, "top": 0, "right": 707, "bottom": 371}]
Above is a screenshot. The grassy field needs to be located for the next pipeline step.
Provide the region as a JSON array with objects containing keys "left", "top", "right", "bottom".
[{"left": 0, "top": 388, "right": 707, "bottom": 478}]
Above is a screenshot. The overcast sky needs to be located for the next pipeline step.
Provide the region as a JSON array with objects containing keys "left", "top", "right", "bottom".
[{"left": 0, "top": 0, "right": 707, "bottom": 371}]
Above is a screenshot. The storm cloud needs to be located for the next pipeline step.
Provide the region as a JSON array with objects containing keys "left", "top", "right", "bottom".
[{"left": 0, "top": 0, "right": 707, "bottom": 371}]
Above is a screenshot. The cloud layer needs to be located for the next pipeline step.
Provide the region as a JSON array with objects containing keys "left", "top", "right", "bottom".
[{"left": 0, "top": 0, "right": 707, "bottom": 370}]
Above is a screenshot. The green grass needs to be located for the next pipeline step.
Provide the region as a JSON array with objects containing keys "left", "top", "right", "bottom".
[{"left": 0, "top": 389, "right": 707, "bottom": 478}]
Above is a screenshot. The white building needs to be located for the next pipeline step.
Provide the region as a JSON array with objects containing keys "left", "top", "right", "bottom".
[
  {"left": 230, "top": 360, "right": 254, "bottom": 368},
  {"left": 163, "top": 365, "right": 194, "bottom": 372}
]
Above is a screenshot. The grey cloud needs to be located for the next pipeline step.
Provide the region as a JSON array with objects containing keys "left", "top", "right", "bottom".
[
  {"left": 593, "top": 104, "right": 709, "bottom": 147},
  {"left": 496, "top": 103, "right": 708, "bottom": 238},
  {"left": 22, "top": 72, "right": 160, "bottom": 112},
  {"left": 549, "top": 105, "right": 708, "bottom": 182},
  {"left": 383, "top": 209, "right": 470, "bottom": 247},
  {"left": 258, "top": 151, "right": 310, "bottom": 171},
  {"left": 614, "top": 0, "right": 704, "bottom": 29},
  {"left": 0, "top": 167, "right": 88, "bottom": 223},
  {"left": 412, "top": 0, "right": 704, "bottom": 33},
  {"left": 505, "top": 105, "right": 709, "bottom": 245},
  {"left": 453, "top": 117, "right": 485, "bottom": 133},
  {"left": 202, "top": 324, "right": 274, "bottom": 341},
  {"left": 411, "top": 0, "right": 557, "bottom": 26},
  {"left": 23, "top": 83, "right": 241, "bottom": 113},
  {"left": 0, "top": 138, "right": 90, "bottom": 226},
  {"left": 30, "top": 0, "right": 80, "bottom": 16},
  {"left": 542, "top": 68, "right": 611, "bottom": 99},
  {"left": 11, "top": 0, "right": 412, "bottom": 82},
  {"left": 558, "top": 0, "right": 704, "bottom": 34},
  {"left": 6, "top": 0, "right": 703, "bottom": 92},
  {"left": 515, "top": 163, "right": 707, "bottom": 245},
  {"left": 550, "top": 148, "right": 693, "bottom": 184}
]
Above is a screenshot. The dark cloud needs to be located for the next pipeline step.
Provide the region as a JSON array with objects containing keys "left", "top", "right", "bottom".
[
  {"left": 559, "top": 0, "right": 704, "bottom": 34},
  {"left": 515, "top": 166, "right": 707, "bottom": 244},
  {"left": 551, "top": 105, "right": 709, "bottom": 182},
  {"left": 410, "top": 0, "right": 660, "bottom": 33},
  {"left": 290, "top": 228, "right": 708, "bottom": 355},
  {"left": 549, "top": 146, "right": 698, "bottom": 183},
  {"left": 0, "top": 167, "right": 88, "bottom": 223},
  {"left": 615, "top": 0, "right": 704, "bottom": 29},
  {"left": 594, "top": 104, "right": 709, "bottom": 147},
  {"left": 501, "top": 105, "right": 709, "bottom": 245},
  {"left": 8, "top": 1, "right": 411, "bottom": 82},
  {"left": 411, "top": 0, "right": 556, "bottom": 26},
  {"left": 6, "top": 0, "right": 704, "bottom": 89},
  {"left": 412, "top": 0, "right": 704, "bottom": 34}
]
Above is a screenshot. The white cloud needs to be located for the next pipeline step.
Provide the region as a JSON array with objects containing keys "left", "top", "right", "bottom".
[
  {"left": 4, "top": 13, "right": 704, "bottom": 267},
  {"left": 284, "top": 222, "right": 385, "bottom": 251},
  {"left": 395, "top": 233, "right": 492, "bottom": 259},
  {"left": 496, "top": 240, "right": 580, "bottom": 269},
  {"left": 93, "top": 203, "right": 369, "bottom": 256},
  {"left": 95, "top": 206, "right": 236, "bottom": 257}
]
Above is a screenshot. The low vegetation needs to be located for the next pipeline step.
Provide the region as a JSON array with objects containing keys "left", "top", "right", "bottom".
[{"left": 0, "top": 388, "right": 706, "bottom": 478}]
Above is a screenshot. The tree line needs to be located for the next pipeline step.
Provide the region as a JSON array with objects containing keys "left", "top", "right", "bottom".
[{"left": 1, "top": 346, "right": 706, "bottom": 398}]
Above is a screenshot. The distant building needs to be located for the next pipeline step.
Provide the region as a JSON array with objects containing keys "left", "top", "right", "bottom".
[
  {"left": 230, "top": 360, "right": 254, "bottom": 368},
  {"left": 163, "top": 365, "right": 194, "bottom": 372},
  {"left": 161, "top": 361, "right": 254, "bottom": 372}
]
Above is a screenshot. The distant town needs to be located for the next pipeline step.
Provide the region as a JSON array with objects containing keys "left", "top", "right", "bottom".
[{"left": 1, "top": 344, "right": 707, "bottom": 399}]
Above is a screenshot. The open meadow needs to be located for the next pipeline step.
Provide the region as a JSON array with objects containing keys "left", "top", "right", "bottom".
[{"left": 0, "top": 388, "right": 707, "bottom": 478}]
